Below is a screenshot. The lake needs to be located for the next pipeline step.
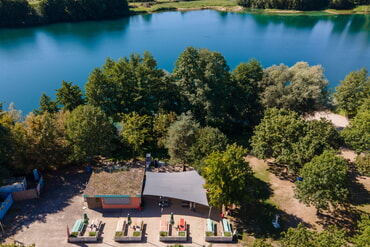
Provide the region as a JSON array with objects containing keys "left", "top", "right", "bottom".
[{"left": 1, "top": 10, "right": 369, "bottom": 114}]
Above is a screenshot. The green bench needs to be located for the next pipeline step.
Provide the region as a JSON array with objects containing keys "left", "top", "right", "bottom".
[
  {"left": 207, "top": 218, "right": 214, "bottom": 232},
  {"left": 222, "top": 219, "right": 231, "bottom": 232},
  {"left": 72, "top": 219, "right": 84, "bottom": 233}
]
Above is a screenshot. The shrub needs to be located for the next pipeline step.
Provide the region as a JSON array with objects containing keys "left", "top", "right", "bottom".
[
  {"left": 115, "top": 231, "right": 123, "bottom": 237},
  {"left": 70, "top": 232, "right": 78, "bottom": 237},
  {"left": 89, "top": 231, "right": 96, "bottom": 237},
  {"left": 205, "top": 231, "right": 214, "bottom": 236},
  {"left": 224, "top": 231, "right": 232, "bottom": 237},
  {"left": 133, "top": 231, "right": 141, "bottom": 237},
  {"left": 178, "top": 231, "right": 186, "bottom": 236},
  {"left": 160, "top": 231, "right": 168, "bottom": 236}
]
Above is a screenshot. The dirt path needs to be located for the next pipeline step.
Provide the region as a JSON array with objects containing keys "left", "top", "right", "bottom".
[{"left": 246, "top": 155, "right": 322, "bottom": 230}]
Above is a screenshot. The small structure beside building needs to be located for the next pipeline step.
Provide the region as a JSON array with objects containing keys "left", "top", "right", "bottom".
[{"left": 83, "top": 168, "right": 145, "bottom": 209}]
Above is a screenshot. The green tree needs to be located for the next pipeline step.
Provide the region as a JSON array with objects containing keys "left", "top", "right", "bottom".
[
  {"left": 281, "top": 223, "right": 348, "bottom": 247},
  {"left": 34, "top": 92, "right": 58, "bottom": 115},
  {"left": 352, "top": 214, "right": 370, "bottom": 247},
  {"left": 0, "top": 0, "right": 36, "bottom": 27},
  {"left": 260, "top": 62, "right": 329, "bottom": 115},
  {"left": 250, "top": 108, "right": 306, "bottom": 171},
  {"left": 281, "top": 223, "right": 316, "bottom": 247},
  {"left": 341, "top": 101, "right": 370, "bottom": 153},
  {"left": 119, "top": 112, "right": 152, "bottom": 157},
  {"left": 189, "top": 126, "right": 228, "bottom": 171},
  {"left": 66, "top": 105, "right": 115, "bottom": 163},
  {"left": 23, "top": 111, "right": 70, "bottom": 169},
  {"left": 295, "top": 150, "right": 349, "bottom": 212},
  {"left": 334, "top": 67, "right": 370, "bottom": 118},
  {"left": 231, "top": 59, "right": 264, "bottom": 129},
  {"left": 165, "top": 113, "right": 199, "bottom": 164},
  {"left": 252, "top": 239, "right": 273, "bottom": 247},
  {"left": 355, "top": 153, "right": 370, "bottom": 176},
  {"left": 56, "top": 80, "right": 85, "bottom": 111},
  {"left": 251, "top": 108, "right": 341, "bottom": 172},
  {"left": 86, "top": 52, "right": 170, "bottom": 120},
  {"left": 172, "top": 47, "right": 232, "bottom": 128},
  {"left": 202, "top": 143, "right": 253, "bottom": 208},
  {"left": 152, "top": 111, "right": 177, "bottom": 149}
]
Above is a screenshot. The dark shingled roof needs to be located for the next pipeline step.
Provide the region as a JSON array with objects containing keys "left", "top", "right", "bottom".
[{"left": 84, "top": 168, "right": 145, "bottom": 197}]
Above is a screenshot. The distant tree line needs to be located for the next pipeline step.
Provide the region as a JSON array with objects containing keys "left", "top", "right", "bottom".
[
  {"left": 237, "top": 0, "right": 370, "bottom": 10},
  {"left": 0, "top": 0, "right": 129, "bottom": 27}
]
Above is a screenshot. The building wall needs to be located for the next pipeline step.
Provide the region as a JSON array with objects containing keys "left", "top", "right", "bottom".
[{"left": 101, "top": 196, "right": 141, "bottom": 209}]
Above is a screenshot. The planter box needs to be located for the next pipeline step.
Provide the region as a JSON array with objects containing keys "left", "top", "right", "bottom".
[
  {"left": 159, "top": 231, "right": 187, "bottom": 242},
  {"left": 69, "top": 236, "right": 98, "bottom": 243},
  {"left": 205, "top": 232, "right": 233, "bottom": 243},
  {"left": 114, "top": 231, "right": 142, "bottom": 242}
]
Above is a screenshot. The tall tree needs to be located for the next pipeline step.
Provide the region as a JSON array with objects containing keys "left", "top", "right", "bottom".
[
  {"left": 165, "top": 113, "right": 199, "bottom": 164},
  {"left": 295, "top": 150, "right": 349, "bottom": 212},
  {"left": 172, "top": 47, "right": 232, "bottom": 128},
  {"left": 56, "top": 80, "right": 85, "bottom": 111},
  {"left": 119, "top": 112, "right": 152, "bottom": 157},
  {"left": 66, "top": 105, "right": 115, "bottom": 163},
  {"left": 341, "top": 100, "right": 370, "bottom": 153},
  {"left": 152, "top": 111, "right": 177, "bottom": 149},
  {"left": 231, "top": 59, "right": 264, "bottom": 129},
  {"left": 352, "top": 214, "right": 370, "bottom": 247},
  {"left": 188, "top": 126, "right": 228, "bottom": 171},
  {"left": 334, "top": 67, "right": 370, "bottom": 118},
  {"left": 260, "top": 62, "right": 329, "bottom": 115},
  {"left": 85, "top": 52, "right": 170, "bottom": 120},
  {"left": 23, "top": 111, "right": 70, "bottom": 169},
  {"left": 281, "top": 223, "right": 348, "bottom": 247},
  {"left": 202, "top": 143, "right": 253, "bottom": 208},
  {"left": 251, "top": 108, "right": 341, "bottom": 172},
  {"left": 34, "top": 92, "right": 58, "bottom": 115}
]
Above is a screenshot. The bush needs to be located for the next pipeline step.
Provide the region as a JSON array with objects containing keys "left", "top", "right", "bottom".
[
  {"left": 224, "top": 231, "right": 232, "bottom": 237},
  {"left": 205, "top": 231, "right": 214, "bottom": 236},
  {"left": 70, "top": 232, "right": 78, "bottom": 237},
  {"left": 133, "top": 231, "right": 141, "bottom": 236},
  {"left": 89, "top": 231, "right": 96, "bottom": 237},
  {"left": 356, "top": 153, "right": 370, "bottom": 176},
  {"left": 115, "top": 231, "right": 123, "bottom": 237},
  {"left": 160, "top": 231, "right": 168, "bottom": 236},
  {"left": 178, "top": 231, "right": 186, "bottom": 236}
]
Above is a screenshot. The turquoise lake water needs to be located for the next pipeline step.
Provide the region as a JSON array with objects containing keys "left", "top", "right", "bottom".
[{"left": 0, "top": 10, "right": 369, "bottom": 114}]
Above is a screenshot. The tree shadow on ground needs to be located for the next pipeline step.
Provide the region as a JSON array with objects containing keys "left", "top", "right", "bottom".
[
  {"left": 232, "top": 201, "right": 313, "bottom": 240},
  {"left": 347, "top": 162, "right": 370, "bottom": 206},
  {"left": 1, "top": 165, "right": 90, "bottom": 238},
  {"left": 316, "top": 207, "right": 364, "bottom": 237},
  {"left": 267, "top": 162, "right": 297, "bottom": 182}
]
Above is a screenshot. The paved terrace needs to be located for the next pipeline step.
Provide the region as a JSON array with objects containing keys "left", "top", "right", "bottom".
[{"left": 2, "top": 169, "right": 239, "bottom": 247}]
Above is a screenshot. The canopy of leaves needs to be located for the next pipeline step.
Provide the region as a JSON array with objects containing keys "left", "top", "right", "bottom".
[
  {"left": 56, "top": 80, "right": 85, "bottom": 111},
  {"left": 119, "top": 112, "right": 152, "bottom": 157},
  {"left": 85, "top": 52, "right": 176, "bottom": 120},
  {"left": 202, "top": 143, "right": 253, "bottom": 208},
  {"left": 66, "top": 105, "right": 115, "bottom": 163},
  {"left": 355, "top": 152, "right": 370, "bottom": 176},
  {"left": 281, "top": 223, "right": 348, "bottom": 247},
  {"left": 33, "top": 92, "right": 58, "bottom": 115},
  {"left": 334, "top": 67, "right": 370, "bottom": 118},
  {"left": 188, "top": 126, "right": 228, "bottom": 171},
  {"left": 295, "top": 150, "right": 349, "bottom": 211},
  {"left": 230, "top": 58, "right": 264, "bottom": 129},
  {"left": 259, "top": 62, "right": 329, "bottom": 115},
  {"left": 352, "top": 214, "right": 370, "bottom": 247},
  {"left": 23, "top": 111, "right": 70, "bottom": 169},
  {"left": 251, "top": 108, "right": 341, "bottom": 172},
  {"left": 341, "top": 100, "right": 370, "bottom": 153},
  {"left": 172, "top": 47, "right": 232, "bottom": 128},
  {"left": 165, "top": 113, "right": 199, "bottom": 164}
]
